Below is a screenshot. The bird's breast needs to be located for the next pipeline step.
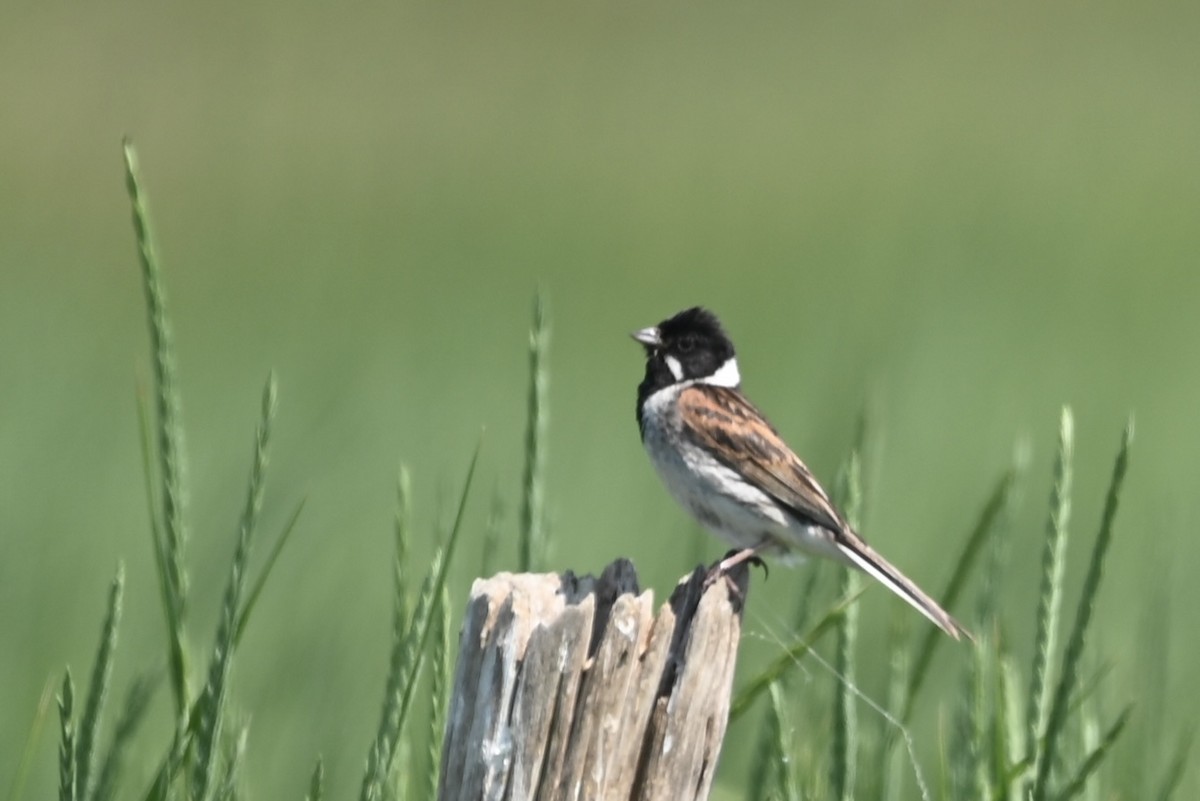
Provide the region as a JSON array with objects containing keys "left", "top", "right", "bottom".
[{"left": 640, "top": 397, "right": 792, "bottom": 550}]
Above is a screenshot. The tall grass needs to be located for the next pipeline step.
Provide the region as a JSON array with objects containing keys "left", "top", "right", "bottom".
[
  {"left": 43, "top": 142, "right": 480, "bottom": 801},
  {"left": 31, "top": 144, "right": 1189, "bottom": 801},
  {"left": 124, "top": 139, "right": 191, "bottom": 726},
  {"left": 741, "top": 411, "right": 1171, "bottom": 801}
]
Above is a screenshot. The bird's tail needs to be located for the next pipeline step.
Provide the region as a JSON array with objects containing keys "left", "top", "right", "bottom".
[{"left": 835, "top": 536, "right": 973, "bottom": 642}]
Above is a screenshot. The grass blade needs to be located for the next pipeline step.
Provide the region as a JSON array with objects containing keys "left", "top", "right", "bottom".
[
  {"left": 140, "top": 726, "right": 190, "bottom": 801},
  {"left": 904, "top": 466, "right": 1015, "bottom": 722},
  {"left": 392, "top": 467, "right": 413, "bottom": 642},
  {"left": 831, "top": 451, "right": 863, "bottom": 801},
  {"left": 361, "top": 439, "right": 482, "bottom": 800},
  {"left": 58, "top": 671, "right": 77, "bottom": 801},
  {"left": 216, "top": 725, "right": 249, "bottom": 801},
  {"left": 767, "top": 681, "right": 801, "bottom": 801},
  {"left": 1053, "top": 705, "right": 1132, "bottom": 801},
  {"left": 234, "top": 496, "right": 307, "bottom": 647},
  {"left": 362, "top": 466, "right": 415, "bottom": 801},
  {"left": 424, "top": 584, "right": 452, "bottom": 801},
  {"left": 1031, "top": 418, "right": 1133, "bottom": 801},
  {"left": 4, "top": 676, "right": 57, "bottom": 801},
  {"left": 518, "top": 290, "right": 550, "bottom": 572},
  {"left": 305, "top": 759, "right": 324, "bottom": 801},
  {"left": 394, "top": 438, "right": 481, "bottom": 731},
  {"left": 831, "top": 572, "right": 861, "bottom": 801},
  {"left": 730, "top": 588, "right": 863, "bottom": 721},
  {"left": 75, "top": 566, "right": 125, "bottom": 801},
  {"left": 1027, "top": 407, "right": 1074, "bottom": 780},
  {"left": 192, "top": 375, "right": 277, "bottom": 801},
  {"left": 124, "top": 139, "right": 191, "bottom": 724},
  {"left": 1079, "top": 694, "right": 1101, "bottom": 801},
  {"left": 134, "top": 382, "right": 170, "bottom": 620},
  {"left": 91, "top": 672, "right": 160, "bottom": 801},
  {"left": 977, "top": 441, "right": 1027, "bottom": 641},
  {"left": 879, "top": 612, "right": 912, "bottom": 801},
  {"left": 1064, "top": 662, "right": 1114, "bottom": 721},
  {"left": 952, "top": 642, "right": 989, "bottom": 801},
  {"left": 994, "top": 655, "right": 1025, "bottom": 801}
]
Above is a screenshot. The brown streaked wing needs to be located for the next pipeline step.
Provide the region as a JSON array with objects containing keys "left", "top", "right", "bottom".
[{"left": 677, "top": 384, "right": 846, "bottom": 533}]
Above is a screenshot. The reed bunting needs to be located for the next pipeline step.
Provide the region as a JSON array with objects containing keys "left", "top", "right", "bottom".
[{"left": 633, "top": 307, "right": 970, "bottom": 640}]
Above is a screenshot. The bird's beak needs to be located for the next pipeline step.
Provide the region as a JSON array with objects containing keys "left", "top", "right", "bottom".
[{"left": 631, "top": 326, "right": 662, "bottom": 347}]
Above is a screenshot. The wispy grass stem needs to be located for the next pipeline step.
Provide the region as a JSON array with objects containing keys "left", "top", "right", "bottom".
[{"left": 730, "top": 588, "right": 863, "bottom": 721}]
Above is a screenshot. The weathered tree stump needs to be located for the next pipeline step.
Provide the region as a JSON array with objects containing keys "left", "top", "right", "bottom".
[{"left": 438, "top": 558, "right": 749, "bottom": 801}]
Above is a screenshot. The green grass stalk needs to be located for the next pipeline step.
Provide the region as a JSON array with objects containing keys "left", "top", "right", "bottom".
[
  {"left": 424, "top": 585, "right": 452, "bottom": 801},
  {"left": 767, "top": 681, "right": 801, "bottom": 801},
  {"left": 362, "top": 466, "right": 415, "bottom": 801},
  {"left": 216, "top": 725, "right": 248, "bottom": 801},
  {"left": 879, "top": 612, "right": 912, "bottom": 801},
  {"left": 1031, "top": 418, "right": 1133, "bottom": 801},
  {"left": 75, "top": 566, "right": 125, "bottom": 801},
  {"left": 360, "top": 439, "right": 481, "bottom": 800},
  {"left": 5, "top": 677, "right": 57, "bottom": 801},
  {"left": 831, "top": 451, "right": 863, "bottom": 801},
  {"left": 1026, "top": 407, "right": 1074, "bottom": 781},
  {"left": 951, "top": 643, "right": 989, "bottom": 801},
  {"left": 518, "top": 290, "right": 550, "bottom": 572},
  {"left": 995, "top": 656, "right": 1025, "bottom": 801},
  {"left": 1055, "top": 705, "right": 1132, "bottom": 801},
  {"left": 1080, "top": 695, "right": 1102, "bottom": 801},
  {"left": 123, "top": 139, "right": 191, "bottom": 725},
  {"left": 904, "top": 467, "right": 1014, "bottom": 723},
  {"left": 91, "top": 673, "right": 159, "bottom": 801},
  {"left": 234, "top": 497, "right": 307, "bottom": 647},
  {"left": 305, "top": 759, "right": 324, "bottom": 801},
  {"left": 58, "top": 671, "right": 77, "bottom": 801},
  {"left": 191, "top": 375, "right": 277, "bottom": 801}
]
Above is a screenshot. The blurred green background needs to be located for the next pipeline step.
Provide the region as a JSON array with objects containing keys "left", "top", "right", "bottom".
[{"left": 3, "top": 0, "right": 1198, "bottom": 797}]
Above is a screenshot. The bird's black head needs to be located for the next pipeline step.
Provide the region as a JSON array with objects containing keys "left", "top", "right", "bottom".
[{"left": 633, "top": 307, "right": 740, "bottom": 419}]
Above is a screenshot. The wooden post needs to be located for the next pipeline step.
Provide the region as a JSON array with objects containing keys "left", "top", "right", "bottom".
[{"left": 438, "top": 558, "right": 750, "bottom": 801}]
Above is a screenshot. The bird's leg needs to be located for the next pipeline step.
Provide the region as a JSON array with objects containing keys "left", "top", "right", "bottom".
[
  {"left": 703, "top": 546, "right": 769, "bottom": 595},
  {"left": 718, "top": 546, "right": 769, "bottom": 577}
]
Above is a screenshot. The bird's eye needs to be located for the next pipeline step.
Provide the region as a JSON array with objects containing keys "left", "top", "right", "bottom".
[{"left": 677, "top": 337, "right": 695, "bottom": 354}]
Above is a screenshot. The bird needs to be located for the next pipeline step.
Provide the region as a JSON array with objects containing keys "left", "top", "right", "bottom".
[{"left": 632, "top": 306, "right": 971, "bottom": 640}]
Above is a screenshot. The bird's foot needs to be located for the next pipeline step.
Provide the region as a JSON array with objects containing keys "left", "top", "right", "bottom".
[
  {"left": 702, "top": 548, "right": 768, "bottom": 599},
  {"left": 717, "top": 547, "right": 769, "bottom": 578}
]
